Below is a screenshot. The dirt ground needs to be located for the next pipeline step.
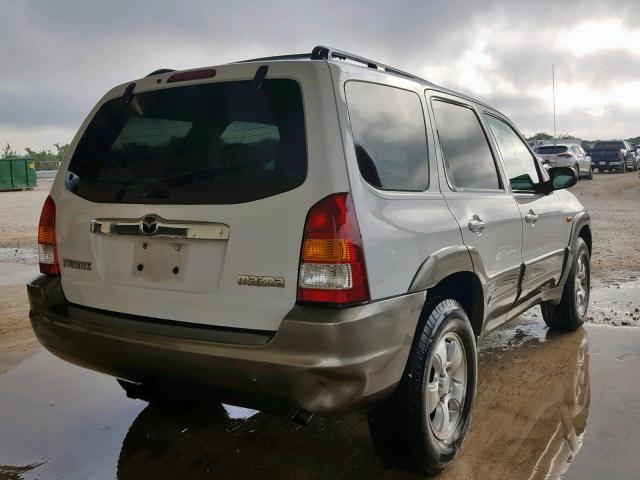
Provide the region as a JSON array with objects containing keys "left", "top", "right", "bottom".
[
  {"left": 0, "top": 285, "right": 31, "bottom": 375},
  {"left": 571, "top": 171, "right": 640, "bottom": 276},
  {"left": 0, "top": 173, "right": 638, "bottom": 372},
  {"left": 0, "top": 185, "right": 48, "bottom": 250}
]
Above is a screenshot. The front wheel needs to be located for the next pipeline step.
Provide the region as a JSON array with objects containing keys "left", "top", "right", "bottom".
[
  {"left": 368, "top": 298, "right": 477, "bottom": 475},
  {"left": 542, "top": 237, "right": 590, "bottom": 331},
  {"left": 585, "top": 165, "right": 593, "bottom": 180}
]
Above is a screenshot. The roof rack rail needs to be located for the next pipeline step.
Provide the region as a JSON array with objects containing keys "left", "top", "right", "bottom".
[
  {"left": 234, "top": 46, "right": 423, "bottom": 82},
  {"left": 310, "top": 45, "right": 421, "bottom": 81},
  {"left": 234, "top": 53, "right": 310, "bottom": 64}
]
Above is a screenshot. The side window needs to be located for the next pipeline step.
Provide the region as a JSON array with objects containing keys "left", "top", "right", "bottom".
[
  {"left": 345, "top": 82, "right": 428, "bottom": 191},
  {"left": 484, "top": 115, "right": 541, "bottom": 192},
  {"left": 431, "top": 100, "right": 501, "bottom": 190}
]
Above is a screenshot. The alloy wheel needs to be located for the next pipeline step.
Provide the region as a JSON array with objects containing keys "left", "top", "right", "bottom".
[
  {"left": 575, "top": 252, "right": 590, "bottom": 316},
  {"left": 425, "top": 332, "right": 467, "bottom": 441}
]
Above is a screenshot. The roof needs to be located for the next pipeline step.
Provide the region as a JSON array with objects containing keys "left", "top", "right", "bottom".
[
  {"left": 232, "top": 45, "right": 500, "bottom": 114},
  {"left": 145, "top": 45, "right": 506, "bottom": 119}
]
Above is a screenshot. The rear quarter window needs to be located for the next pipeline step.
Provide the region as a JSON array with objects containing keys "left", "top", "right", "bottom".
[
  {"left": 536, "top": 146, "right": 568, "bottom": 154},
  {"left": 345, "top": 81, "right": 429, "bottom": 191},
  {"left": 66, "top": 79, "right": 306, "bottom": 204},
  {"left": 593, "top": 141, "right": 624, "bottom": 150}
]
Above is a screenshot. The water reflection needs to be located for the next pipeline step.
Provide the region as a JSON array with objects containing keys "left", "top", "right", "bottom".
[{"left": 114, "top": 325, "right": 589, "bottom": 480}]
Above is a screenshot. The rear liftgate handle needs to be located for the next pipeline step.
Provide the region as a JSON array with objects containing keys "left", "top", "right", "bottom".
[{"left": 468, "top": 215, "right": 487, "bottom": 233}]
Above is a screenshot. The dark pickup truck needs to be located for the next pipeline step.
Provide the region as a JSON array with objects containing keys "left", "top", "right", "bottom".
[{"left": 590, "top": 140, "right": 638, "bottom": 172}]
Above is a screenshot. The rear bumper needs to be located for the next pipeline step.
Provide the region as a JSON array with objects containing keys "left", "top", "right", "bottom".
[{"left": 28, "top": 276, "right": 425, "bottom": 415}]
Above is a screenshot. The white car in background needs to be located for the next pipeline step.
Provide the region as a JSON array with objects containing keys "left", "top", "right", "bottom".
[{"left": 535, "top": 144, "right": 593, "bottom": 180}]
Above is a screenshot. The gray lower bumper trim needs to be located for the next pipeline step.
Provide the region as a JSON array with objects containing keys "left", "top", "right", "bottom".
[{"left": 28, "top": 276, "right": 426, "bottom": 415}]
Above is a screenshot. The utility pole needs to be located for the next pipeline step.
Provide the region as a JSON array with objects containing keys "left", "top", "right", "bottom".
[{"left": 552, "top": 64, "right": 557, "bottom": 145}]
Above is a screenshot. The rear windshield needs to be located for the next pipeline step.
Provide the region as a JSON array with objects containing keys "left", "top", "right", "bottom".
[
  {"left": 593, "top": 141, "right": 624, "bottom": 150},
  {"left": 535, "top": 146, "right": 567, "bottom": 154},
  {"left": 66, "top": 79, "right": 306, "bottom": 204}
]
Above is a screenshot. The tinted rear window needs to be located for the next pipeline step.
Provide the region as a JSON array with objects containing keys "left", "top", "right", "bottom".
[
  {"left": 593, "top": 141, "right": 624, "bottom": 150},
  {"left": 345, "top": 81, "right": 429, "bottom": 191},
  {"left": 535, "top": 146, "right": 568, "bottom": 154},
  {"left": 66, "top": 79, "right": 306, "bottom": 204}
]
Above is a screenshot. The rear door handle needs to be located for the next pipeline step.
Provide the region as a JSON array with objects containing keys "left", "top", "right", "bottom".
[
  {"left": 525, "top": 211, "right": 539, "bottom": 224},
  {"left": 468, "top": 216, "right": 486, "bottom": 233}
]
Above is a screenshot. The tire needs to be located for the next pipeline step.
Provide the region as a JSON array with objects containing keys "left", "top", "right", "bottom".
[
  {"left": 585, "top": 165, "right": 593, "bottom": 180},
  {"left": 368, "top": 298, "right": 477, "bottom": 475},
  {"left": 574, "top": 164, "right": 580, "bottom": 180},
  {"left": 541, "top": 237, "right": 590, "bottom": 332}
]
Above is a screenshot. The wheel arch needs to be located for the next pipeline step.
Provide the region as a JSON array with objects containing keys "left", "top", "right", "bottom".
[
  {"left": 408, "top": 246, "right": 486, "bottom": 339},
  {"left": 578, "top": 224, "right": 592, "bottom": 255}
]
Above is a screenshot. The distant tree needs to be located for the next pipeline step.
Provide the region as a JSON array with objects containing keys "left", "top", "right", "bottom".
[
  {"left": 1, "top": 142, "right": 17, "bottom": 158},
  {"left": 626, "top": 136, "right": 640, "bottom": 145},
  {"left": 528, "top": 132, "right": 553, "bottom": 141},
  {"left": 53, "top": 143, "right": 70, "bottom": 162},
  {"left": 24, "top": 143, "right": 70, "bottom": 163},
  {"left": 25, "top": 147, "right": 55, "bottom": 163},
  {"left": 557, "top": 133, "right": 579, "bottom": 140}
]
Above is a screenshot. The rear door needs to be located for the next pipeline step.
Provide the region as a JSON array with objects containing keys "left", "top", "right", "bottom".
[
  {"left": 483, "top": 114, "right": 567, "bottom": 301},
  {"left": 427, "top": 93, "right": 523, "bottom": 329},
  {"left": 53, "top": 62, "right": 345, "bottom": 331}
]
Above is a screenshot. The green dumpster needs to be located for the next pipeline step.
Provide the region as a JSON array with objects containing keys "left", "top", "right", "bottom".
[{"left": 0, "top": 158, "right": 38, "bottom": 190}]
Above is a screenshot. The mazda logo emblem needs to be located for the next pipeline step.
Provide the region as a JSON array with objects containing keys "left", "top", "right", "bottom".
[{"left": 140, "top": 215, "right": 159, "bottom": 235}]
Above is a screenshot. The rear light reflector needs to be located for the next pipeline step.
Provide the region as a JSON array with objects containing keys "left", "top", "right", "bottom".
[
  {"left": 167, "top": 68, "right": 217, "bottom": 83},
  {"left": 38, "top": 195, "right": 59, "bottom": 276},
  {"left": 297, "top": 193, "right": 369, "bottom": 305},
  {"left": 299, "top": 263, "right": 353, "bottom": 290},
  {"left": 558, "top": 153, "right": 572, "bottom": 158}
]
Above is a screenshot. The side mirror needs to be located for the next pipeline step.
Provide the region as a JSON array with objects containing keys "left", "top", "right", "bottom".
[
  {"left": 549, "top": 166, "right": 578, "bottom": 190},
  {"left": 534, "top": 166, "right": 577, "bottom": 195}
]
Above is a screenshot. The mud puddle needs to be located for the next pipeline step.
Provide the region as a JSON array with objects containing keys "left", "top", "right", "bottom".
[
  {"left": 1, "top": 324, "right": 639, "bottom": 480},
  {"left": 589, "top": 273, "right": 640, "bottom": 326}
]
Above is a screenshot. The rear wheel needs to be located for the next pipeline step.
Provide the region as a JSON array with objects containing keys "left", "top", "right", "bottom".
[
  {"left": 585, "top": 164, "right": 593, "bottom": 180},
  {"left": 541, "top": 237, "right": 590, "bottom": 331},
  {"left": 368, "top": 298, "right": 477, "bottom": 475}
]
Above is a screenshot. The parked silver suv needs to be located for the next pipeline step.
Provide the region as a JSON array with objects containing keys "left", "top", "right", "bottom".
[{"left": 28, "top": 46, "right": 591, "bottom": 475}]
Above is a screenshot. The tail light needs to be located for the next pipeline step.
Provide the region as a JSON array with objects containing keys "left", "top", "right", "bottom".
[
  {"left": 297, "top": 193, "right": 369, "bottom": 305},
  {"left": 38, "top": 195, "right": 59, "bottom": 275},
  {"left": 558, "top": 153, "right": 572, "bottom": 158}
]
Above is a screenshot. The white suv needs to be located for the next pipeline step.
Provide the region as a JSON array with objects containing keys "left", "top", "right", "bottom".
[
  {"left": 535, "top": 144, "right": 593, "bottom": 179},
  {"left": 28, "top": 46, "right": 592, "bottom": 475}
]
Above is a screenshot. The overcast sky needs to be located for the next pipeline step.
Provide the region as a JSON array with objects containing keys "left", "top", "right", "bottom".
[{"left": 2, "top": 0, "right": 640, "bottom": 152}]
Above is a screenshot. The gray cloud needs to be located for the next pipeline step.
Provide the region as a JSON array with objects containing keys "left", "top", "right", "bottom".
[{"left": 2, "top": 0, "right": 640, "bottom": 151}]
